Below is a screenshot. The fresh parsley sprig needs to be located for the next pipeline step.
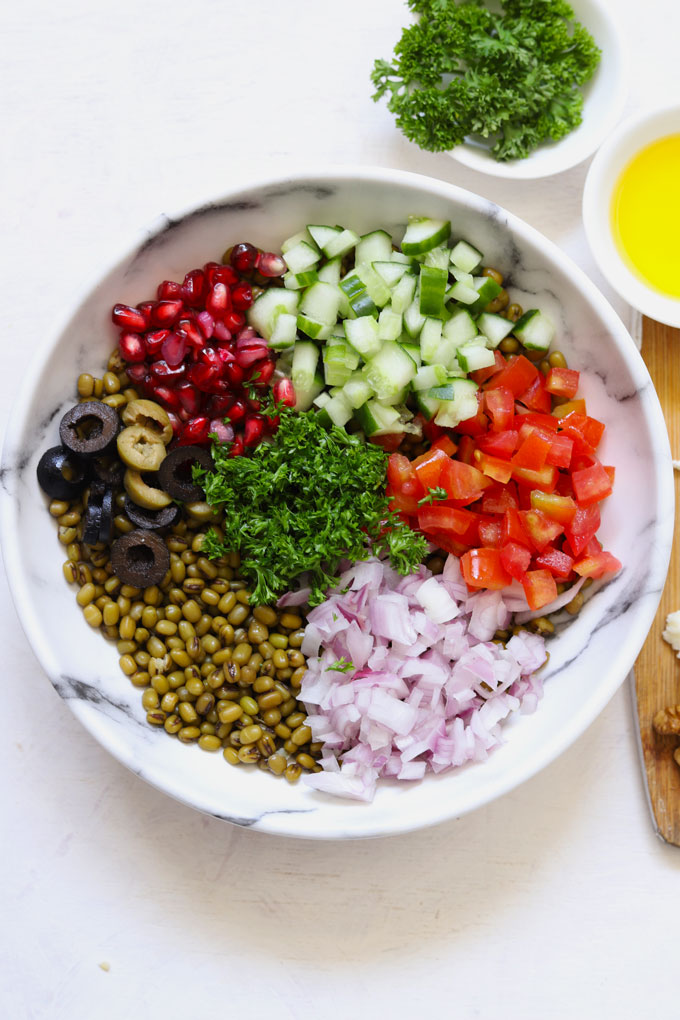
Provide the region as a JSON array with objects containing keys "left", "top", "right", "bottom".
[{"left": 417, "top": 486, "right": 448, "bottom": 506}]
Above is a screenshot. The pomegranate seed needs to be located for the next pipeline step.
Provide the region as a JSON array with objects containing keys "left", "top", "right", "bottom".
[
  {"left": 137, "top": 302, "right": 155, "bottom": 327},
  {"left": 244, "top": 414, "right": 265, "bottom": 446},
  {"left": 126, "top": 363, "right": 150, "bottom": 385},
  {"left": 256, "top": 251, "right": 287, "bottom": 278},
  {"left": 157, "top": 280, "right": 182, "bottom": 301},
  {"left": 225, "top": 362, "right": 245, "bottom": 388},
  {"left": 179, "top": 416, "right": 211, "bottom": 446},
  {"left": 227, "top": 399, "right": 246, "bottom": 423},
  {"left": 273, "top": 377, "right": 296, "bottom": 408},
  {"left": 177, "top": 318, "right": 204, "bottom": 349},
  {"left": 264, "top": 414, "right": 280, "bottom": 433},
  {"left": 152, "top": 384, "right": 181, "bottom": 410},
  {"left": 216, "top": 346, "right": 236, "bottom": 364},
  {"left": 203, "top": 262, "right": 222, "bottom": 286},
  {"left": 119, "top": 332, "right": 146, "bottom": 363},
  {"left": 231, "top": 281, "right": 253, "bottom": 311},
  {"left": 181, "top": 269, "right": 206, "bottom": 307},
  {"left": 187, "top": 362, "right": 219, "bottom": 392},
  {"left": 236, "top": 326, "right": 257, "bottom": 342},
  {"left": 213, "top": 320, "right": 232, "bottom": 342},
  {"left": 247, "top": 396, "right": 261, "bottom": 411},
  {"left": 206, "top": 282, "right": 230, "bottom": 318},
  {"left": 144, "top": 329, "right": 170, "bottom": 357},
  {"left": 229, "top": 242, "right": 259, "bottom": 273},
  {"left": 229, "top": 434, "right": 245, "bottom": 458},
  {"left": 207, "top": 394, "right": 234, "bottom": 417},
  {"left": 175, "top": 382, "right": 202, "bottom": 415},
  {"left": 214, "top": 265, "right": 239, "bottom": 287},
  {"left": 166, "top": 411, "right": 182, "bottom": 437},
  {"left": 112, "top": 304, "right": 147, "bottom": 332},
  {"left": 152, "top": 299, "right": 183, "bottom": 327},
  {"left": 161, "top": 331, "right": 187, "bottom": 367},
  {"left": 224, "top": 311, "right": 245, "bottom": 333},
  {"left": 196, "top": 310, "right": 215, "bottom": 339},
  {"left": 255, "top": 359, "right": 275, "bottom": 386},
  {"left": 150, "top": 359, "right": 186, "bottom": 380},
  {"left": 209, "top": 419, "right": 234, "bottom": 444},
  {"left": 235, "top": 341, "right": 268, "bottom": 369}
]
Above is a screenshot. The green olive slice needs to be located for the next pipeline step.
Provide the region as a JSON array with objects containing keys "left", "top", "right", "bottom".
[
  {"left": 123, "top": 468, "right": 172, "bottom": 510},
  {"left": 121, "top": 399, "right": 173, "bottom": 445},
  {"left": 117, "top": 426, "right": 167, "bottom": 472}
]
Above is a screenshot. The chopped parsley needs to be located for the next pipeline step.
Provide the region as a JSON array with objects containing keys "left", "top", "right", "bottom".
[
  {"left": 326, "top": 657, "right": 354, "bottom": 673},
  {"left": 371, "top": 0, "right": 601, "bottom": 162},
  {"left": 417, "top": 485, "right": 448, "bottom": 506},
  {"left": 197, "top": 408, "right": 427, "bottom": 606}
]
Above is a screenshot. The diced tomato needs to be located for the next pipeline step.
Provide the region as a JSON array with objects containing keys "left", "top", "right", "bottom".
[
  {"left": 571, "top": 461, "right": 613, "bottom": 506},
  {"left": 534, "top": 545, "right": 575, "bottom": 578},
  {"left": 476, "top": 451, "right": 513, "bottom": 484},
  {"left": 482, "top": 481, "right": 519, "bottom": 515},
  {"left": 386, "top": 486, "right": 421, "bottom": 515},
  {"left": 564, "top": 505, "right": 601, "bottom": 557},
  {"left": 582, "top": 416, "right": 605, "bottom": 450},
  {"left": 369, "top": 433, "right": 404, "bottom": 452},
  {"left": 455, "top": 394, "right": 489, "bottom": 437},
  {"left": 477, "top": 429, "right": 519, "bottom": 459},
  {"left": 471, "top": 350, "right": 506, "bottom": 385},
  {"left": 484, "top": 387, "right": 515, "bottom": 432},
  {"left": 500, "top": 541, "right": 532, "bottom": 580},
  {"left": 478, "top": 519, "right": 503, "bottom": 548},
  {"left": 554, "top": 472, "right": 575, "bottom": 498},
  {"left": 514, "top": 412, "right": 558, "bottom": 433},
  {"left": 456, "top": 435, "right": 477, "bottom": 465},
  {"left": 461, "top": 548, "right": 512, "bottom": 590},
  {"left": 573, "top": 550, "right": 622, "bottom": 579},
  {"left": 430, "top": 435, "right": 457, "bottom": 457},
  {"left": 428, "top": 531, "right": 471, "bottom": 557},
  {"left": 545, "top": 367, "right": 579, "bottom": 399},
  {"left": 511, "top": 462, "right": 558, "bottom": 493},
  {"left": 529, "top": 491, "right": 577, "bottom": 524},
  {"left": 440, "top": 458, "right": 493, "bottom": 504},
  {"left": 422, "top": 417, "right": 446, "bottom": 443},
  {"left": 502, "top": 508, "right": 532, "bottom": 548},
  {"left": 418, "top": 504, "right": 471, "bottom": 534},
  {"left": 511, "top": 431, "right": 551, "bottom": 471},
  {"left": 518, "top": 421, "right": 573, "bottom": 470},
  {"left": 552, "top": 399, "right": 587, "bottom": 419},
  {"left": 485, "top": 355, "right": 539, "bottom": 398},
  {"left": 604, "top": 465, "right": 615, "bottom": 486},
  {"left": 583, "top": 534, "right": 603, "bottom": 557},
  {"left": 522, "top": 569, "right": 558, "bottom": 611},
  {"left": 387, "top": 453, "right": 418, "bottom": 492},
  {"left": 517, "top": 374, "right": 551, "bottom": 414},
  {"left": 519, "top": 508, "right": 564, "bottom": 551},
  {"left": 411, "top": 447, "right": 449, "bottom": 489}
]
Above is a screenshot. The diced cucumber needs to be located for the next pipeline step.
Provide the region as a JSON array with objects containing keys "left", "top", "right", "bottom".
[
  {"left": 344, "top": 316, "right": 382, "bottom": 358},
  {"left": 419, "top": 317, "right": 443, "bottom": 363},
  {"left": 268, "top": 312, "right": 298, "bottom": 350},
  {"left": 282, "top": 229, "right": 316, "bottom": 254},
  {"left": 442, "top": 307, "right": 478, "bottom": 346},
  {"left": 372, "top": 261, "right": 412, "bottom": 289},
  {"left": 295, "top": 372, "right": 324, "bottom": 412},
  {"left": 413, "top": 363, "right": 448, "bottom": 390},
  {"left": 428, "top": 338, "right": 462, "bottom": 372},
  {"left": 291, "top": 341, "right": 319, "bottom": 393},
  {"left": 317, "top": 256, "right": 342, "bottom": 286},
  {"left": 401, "top": 216, "right": 451, "bottom": 256},
  {"left": 476, "top": 312, "right": 514, "bottom": 348},
  {"left": 324, "top": 228, "right": 360, "bottom": 259},
  {"left": 413, "top": 392, "right": 440, "bottom": 421},
  {"left": 422, "top": 244, "right": 451, "bottom": 271},
  {"left": 356, "top": 229, "right": 393, "bottom": 266},
  {"left": 378, "top": 307, "right": 402, "bottom": 342},
  {"left": 450, "top": 268, "right": 474, "bottom": 285},
  {"left": 399, "top": 341, "right": 421, "bottom": 367},
  {"left": 404, "top": 298, "right": 426, "bottom": 339},
  {"left": 300, "top": 281, "right": 341, "bottom": 326},
  {"left": 419, "top": 265, "right": 448, "bottom": 318},
  {"left": 323, "top": 340, "right": 360, "bottom": 387},
  {"left": 283, "top": 269, "right": 319, "bottom": 290},
  {"left": 513, "top": 309, "right": 555, "bottom": 351},
  {"left": 447, "top": 280, "right": 479, "bottom": 305},
  {"left": 390, "top": 273, "right": 417, "bottom": 314},
  {"left": 354, "top": 399, "right": 402, "bottom": 437},
  {"left": 450, "top": 240, "right": 483, "bottom": 274},
  {"left": 355, "top": 263, "right": 391, "bottom": 308},
  {"left": 469, "top": 276, "right": 503, "bottom": 315},
  {"left": 341, "top": 374, "right": 374, "bottom": 409},
  {"left": 390, "top": 251, "right": 415, "bottom": 266},
  {"left": 456, "top": 343, "right": 497, "bottom": 373},
  {"left": 364, "top": 341, "right": 417, "bottom": 401},
  {"left": 315, "top": 391, "right": 354, "bottom": 429},
  {"left": 307, "top": 224, "right": 342, "bottom": 252},
  {"left": 247, "top": 288, "right": 300, "bottom": 342},
  {"left": 297, "top": 315, "right": 333, "bottom": 341},
  {"left": 283, "top": 241, "right": 321, "bottom": 275},
  {"left": 428, "top": 378, "right": 479, "bottom": 427},
  {"left": 339, "top": 270, "right": 377, "bottom": 317}
]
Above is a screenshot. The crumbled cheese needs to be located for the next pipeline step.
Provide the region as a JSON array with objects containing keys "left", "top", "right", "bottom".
[
  {"left": 662, "top": 611, "right": 680, "bottom": 656},
  {"left": 98, "top": 962, "right": 111, "bottom": 972}
]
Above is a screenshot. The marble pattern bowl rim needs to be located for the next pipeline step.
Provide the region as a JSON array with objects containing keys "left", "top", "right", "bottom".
[{"left": 0, "top": 165, "right": 672, "bottom": 839}]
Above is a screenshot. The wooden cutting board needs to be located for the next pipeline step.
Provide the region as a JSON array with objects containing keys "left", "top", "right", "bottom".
[{"left": 635, "top": 316, "right": 680, "bottom": 846}]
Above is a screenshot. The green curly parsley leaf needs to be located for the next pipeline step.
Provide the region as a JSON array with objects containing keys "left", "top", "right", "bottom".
[
  {"left": 196, "top": 408, "right": 428, "bottom": 607},
  {"left": 371, "top": 0, "right": 601, "bottom": 161}
]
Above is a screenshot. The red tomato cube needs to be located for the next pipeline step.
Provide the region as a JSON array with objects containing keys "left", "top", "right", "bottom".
[{"left": 522, "top": 569, "right": 558, "bottom": 610}]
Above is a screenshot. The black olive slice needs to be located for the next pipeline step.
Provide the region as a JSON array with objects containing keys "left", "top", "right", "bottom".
[
  {"left": 110, "top": 530, "right": 171, "bottom": 587},
  {"left": 59, "top": 401, "right": 120, "bottom": 459},
  {"left": 37, "top": 446, "right": 89, "bottom": 501},
  {"left": 91, "top": 456, "right": 125, "bottom": 488},
  {"left": 124, "top": 496, "right": 181, "bottom": 532},
  {"left": 99, "top": 486, "right": 115, "bottom": 544},
  {"left": 157, "top": 446, "right": 213, "bottom": 502},
  {"left": 83, "top": 481, "right": 106, "bottom": 544}
]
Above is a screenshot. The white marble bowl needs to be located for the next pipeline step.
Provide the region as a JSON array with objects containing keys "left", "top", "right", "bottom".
[
  {"left": 583, "top": 103, "right": 680, "bottom": 327},
  {"left": 448, "top": 0, "right": 628, "bottom": 179},
  {"left": 0, "top": 167, "right": 672, "bottom": 839}
]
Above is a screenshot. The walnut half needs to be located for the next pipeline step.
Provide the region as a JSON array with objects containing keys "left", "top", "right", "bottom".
[{"left": 653, "top": 706, "right": 680, "bottom": 736}]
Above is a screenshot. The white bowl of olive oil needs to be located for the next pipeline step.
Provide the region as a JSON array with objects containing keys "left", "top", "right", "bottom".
[{"left": 583, "top": 103, "right": 680, "bottom": 328}]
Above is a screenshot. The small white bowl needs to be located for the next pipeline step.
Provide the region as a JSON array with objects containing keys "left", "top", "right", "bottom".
[
  {"left": 448, "top": 0, "right": 628, "bottom": 179},
  {"left": 583, "top": 103, "right": 680, "bottom": 328}
]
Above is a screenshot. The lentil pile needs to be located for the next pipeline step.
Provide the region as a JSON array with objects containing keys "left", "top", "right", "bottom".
[{"left": 47, "top": 354, "right": 321, "bottom": 783}]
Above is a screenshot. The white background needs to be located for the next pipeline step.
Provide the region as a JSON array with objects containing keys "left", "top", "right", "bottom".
[{"left": 2, "top": 1, "right": 680, "bottom": 1017}]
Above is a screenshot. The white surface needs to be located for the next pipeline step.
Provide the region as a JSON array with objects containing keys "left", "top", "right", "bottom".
[
  {"left": 449, "top": 0, "right": 630, "bottom": 178},
  {"left": 584, "top": 103, "right": 680, "bottom": 326},
  {"left": 2, "top": 0, "right": 679, "bottom": 1016}
]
